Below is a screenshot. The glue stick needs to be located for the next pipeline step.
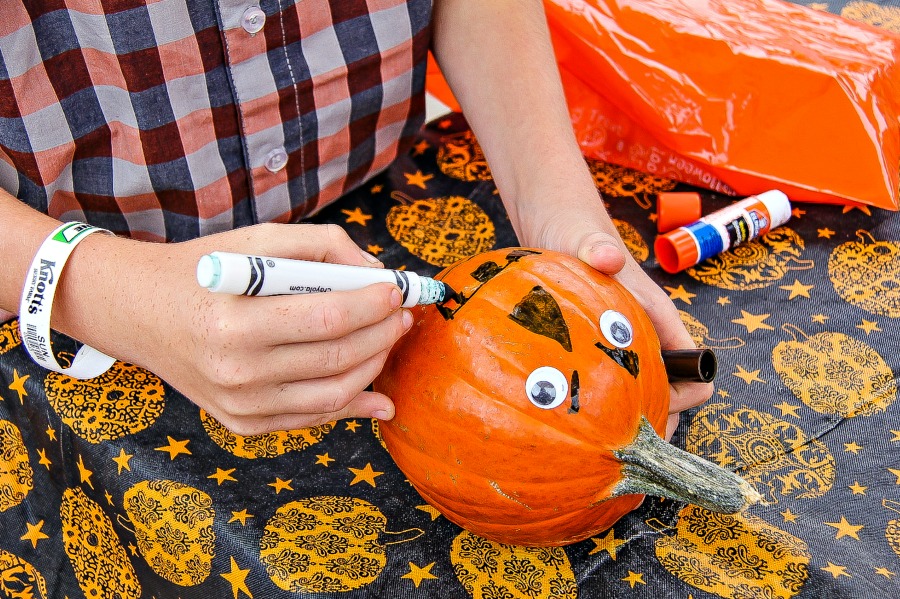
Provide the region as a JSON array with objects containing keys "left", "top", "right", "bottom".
[{"left": 654, "top": 190, "right": 791, "bottom": 274}]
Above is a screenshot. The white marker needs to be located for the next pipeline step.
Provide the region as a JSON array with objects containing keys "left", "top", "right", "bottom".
[{"left": 196, "top": 251, "right": 454, "bottom": 307}]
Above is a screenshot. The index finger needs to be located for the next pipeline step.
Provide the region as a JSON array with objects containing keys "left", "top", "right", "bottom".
[
  {"left": 630, "top": 278, "right": 714, "bottom": 413},
  {"left": 237, "top": 282, "right": 404, "bottom": 346}
]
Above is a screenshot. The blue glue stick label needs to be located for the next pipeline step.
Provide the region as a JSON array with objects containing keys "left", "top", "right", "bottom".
[{"left": 684, "top": 220, "right": 725, "bottom": 262}]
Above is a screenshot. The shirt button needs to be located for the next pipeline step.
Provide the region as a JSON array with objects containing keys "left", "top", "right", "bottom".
[
  {"left": 241, "top": 6, "right": 266, "bottom": 34},
  {"left": 264, "top": 148, "right": 288, "bottom": 172}
]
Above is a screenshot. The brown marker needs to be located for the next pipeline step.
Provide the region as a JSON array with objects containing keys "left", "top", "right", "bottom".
[{"left": 662, "top": 349, "right": 717, "bottom": 383}]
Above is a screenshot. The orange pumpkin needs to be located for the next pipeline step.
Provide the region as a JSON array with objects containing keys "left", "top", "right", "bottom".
[{"left": 374, "top": 248, "right": 756, "bottom": 546}]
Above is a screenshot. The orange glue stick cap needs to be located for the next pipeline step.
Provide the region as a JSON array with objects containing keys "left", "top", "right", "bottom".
[
  {"left": 657, "top": 192, "right": 702, "bottom": 233},
  {"left": 655, "top": 228, "right": 700, "bottom": 274}
]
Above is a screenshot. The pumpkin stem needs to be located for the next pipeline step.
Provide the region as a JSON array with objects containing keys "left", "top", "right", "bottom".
[
  {"left": 382, "top": 527, "right": 425, "bottom": 545},
  {"left": 780, "top": 323, "right": 808, "bottom": 342},
  {"left": 613, "top": 417, "right": 762, "bottom": 513},
  {"left": 633, "top": 192, "right": 653, "bottom": 210},
  {"left": 116, "top": 514, "right": 136, "bottom": 534},
  {"left": 701, "top": 335, "right": 745, "bottom": 350},
  {"left": 390, "top": 190, "right": 414, "bottom": 205},
  {"left": 856, "top": 229, "right": 876, "bottom": 244},
  {"left": 883, "top": 499, "right": 900, "bottom": 516}
]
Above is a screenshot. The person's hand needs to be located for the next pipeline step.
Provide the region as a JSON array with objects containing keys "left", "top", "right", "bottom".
[
  {"left": 508, "top": 192, "right": 713, "bottom": 441},
  {"left": 55, "top": 223, "right": 412, "bottom": 435}
]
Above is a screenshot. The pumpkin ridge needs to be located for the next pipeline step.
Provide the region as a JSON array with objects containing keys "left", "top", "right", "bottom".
[
  {"left": 417, "top": 485, "right": 642, "bottom": 546},
  {"left": 386, "top": 454, "right": 621, "bottom": 517},
  {"left": 385, "top": 428, "right": 620, "bottom": 507},
  {"left": 470, "top": 276, "right": 652, "bottom": 450},
  {"left": 390, "top": 404, "right": 611, "bottom": 467},
  {"left": 414, "top": 480, "right": 622, "bottom": 524},
  {"left": 465, "top": 345, "right": 655, "bottom": 451},
  {"left": 412, "top": 346, "right": 615, "bottom": 451},
  {"left": 500, "top": 258, "right": 667, "bottom": 431},
  {"left": 556, "top": 260, "right": 619, "bottom": 324},
  {"left": 389, "top": 439, "right": 620, "bottom": 494}
]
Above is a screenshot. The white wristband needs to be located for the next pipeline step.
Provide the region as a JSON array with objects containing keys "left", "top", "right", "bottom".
[{"left": 19, "top": 222, "right": 117, "bottom": 379}]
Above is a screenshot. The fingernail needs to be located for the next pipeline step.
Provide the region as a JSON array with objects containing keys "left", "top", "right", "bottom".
[
  {"left": 372, "top": 410, "right": 392, "bottom": 420},
  {"left": 579, "top": 241, "right": 612, "bottom": 263},
  {"left": 360, "top": 249, "right": 381, "bottom": 264},
  {"left": 591, "top": 240, "right": 618, "bottom": 254},
  {"left": 401, "top": 309, "right": 414, "bottom": 329},
  {"left": 390, "top": 288, "right": 403, "bottom": 309}
]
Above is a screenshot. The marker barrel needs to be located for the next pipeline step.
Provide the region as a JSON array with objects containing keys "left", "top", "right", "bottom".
[
  {"left": 661, "top": 349, "right": 718, "bottom": 383},
  {"left": 654, "top": 190, "right": 791, "bottom": 274},
  {"left": 197, "top": 252, "right": 431, "bottom": 307}
]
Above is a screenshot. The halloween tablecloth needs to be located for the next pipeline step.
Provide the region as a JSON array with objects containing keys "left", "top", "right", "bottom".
[{"left": 2, "top": 3, "right": 900, "bottom": 597}]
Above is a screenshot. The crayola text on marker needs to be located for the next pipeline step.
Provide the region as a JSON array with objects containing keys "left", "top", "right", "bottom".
[{"left": 654, "top": 190, "right": 792, "bottom": 274}]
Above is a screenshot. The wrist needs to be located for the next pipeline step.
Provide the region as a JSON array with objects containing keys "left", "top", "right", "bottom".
[
  {"left": 505, "top": 181, "right": 618, "bottom": 245},
  {"left": 49, "top": 232, "right": 175, "bottom": 365},
  {"left": 18, "top": 223, "right": 117, "bottom": 377}
]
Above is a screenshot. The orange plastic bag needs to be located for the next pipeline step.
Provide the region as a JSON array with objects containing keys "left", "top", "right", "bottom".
[{"left": 428, "top": 0, "right": 900, "bottom": 210}]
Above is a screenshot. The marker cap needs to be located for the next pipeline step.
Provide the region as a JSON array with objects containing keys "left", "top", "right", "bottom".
[
  {"left": 197, "top": 252, "right": 255, "bottom": 294},
  {"left": 657, "top": 192, "right": 702, "bottom": 233},
  {"left": 196, "top": 254, "right": 221, "bottom": 290}
]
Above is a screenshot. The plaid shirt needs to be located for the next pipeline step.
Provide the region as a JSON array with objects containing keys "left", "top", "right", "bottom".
[{"left": 0, "top": 0, "right": 431, "bottom": 241}]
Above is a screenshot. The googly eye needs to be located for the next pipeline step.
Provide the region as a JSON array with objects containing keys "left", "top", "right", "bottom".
[
  {"left": 525, "top": 366, "right": 568, "bottom": 409},
  {"left": 599, "top": 310, "right": 633, "bottom": 348}
]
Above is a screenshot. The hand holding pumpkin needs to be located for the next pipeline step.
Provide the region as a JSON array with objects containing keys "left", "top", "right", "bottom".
[{"left": 504, "top": 188, "right": 714, "bottom": 441}]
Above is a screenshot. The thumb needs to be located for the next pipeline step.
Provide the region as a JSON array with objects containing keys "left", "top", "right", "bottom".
[{"left": 575, "top": 231, "right": 627, "bottom": 275}]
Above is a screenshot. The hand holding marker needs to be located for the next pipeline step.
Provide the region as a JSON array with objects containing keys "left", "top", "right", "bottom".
[{"left": 196, "top": 251, "right": 455, "bottom": 307}]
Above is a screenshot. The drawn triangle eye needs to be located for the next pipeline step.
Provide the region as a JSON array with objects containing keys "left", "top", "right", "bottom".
[
  {"left": 470, "top": 261, "right": 504, "bottom": 283},
  {"left": 508, "top": 286, "right": 572, "bottom": 352}
]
